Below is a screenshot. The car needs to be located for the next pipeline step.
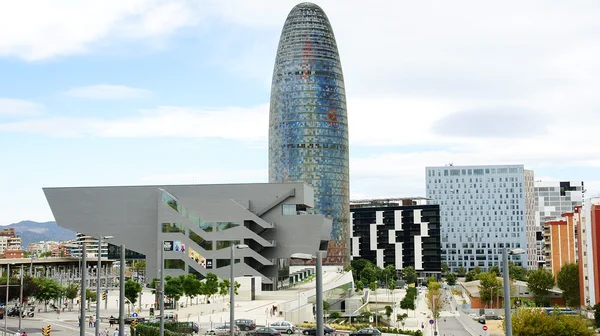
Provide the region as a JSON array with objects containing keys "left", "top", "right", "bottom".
[
  {"left": 302, "top": 325, "right": 336, "bottom": 335},
  {"left": 269, "top": 321, "right": 296, "bottom": 334},
  {"left": 477, "top": 317, "right": 486, "bottom": 324},
  {"left": 206, "top": 324, "right": 240, "bottom": 336},
  {"left": 467, "top": 313, "right": 478, "bottom": 318},
  {"left": 235, "top": 318, "right": 257, "bottom": 331},
  {"left": 251, "top": 327, "right": 281, "bottom": 336},
  {"left": 485, "top": 315, "right": 502, "bottom": 320},
  {"left": 349, "top": 328, "right": 382, "bottom": 336}
]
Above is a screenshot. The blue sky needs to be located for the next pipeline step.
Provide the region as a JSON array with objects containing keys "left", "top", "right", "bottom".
[{"left": 1, "top": 0, "right": 600, "bottom": 225}]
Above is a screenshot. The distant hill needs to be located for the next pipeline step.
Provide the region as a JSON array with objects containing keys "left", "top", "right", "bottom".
[{"left": 3, "top": 220, "right": 77, "bottom": 247}]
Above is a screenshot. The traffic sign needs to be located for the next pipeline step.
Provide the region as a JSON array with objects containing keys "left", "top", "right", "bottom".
[
  {"left": 369, "top": 316, "right": 374, "bottom": 323},
  {"left": 429, "top": 319, "right": 434, "bottom": 325},
  {"left": 483, "top": 326, "right": 488, "bottom": 331},
  {"left": 132, "top": 313, "right": 139, "bottom": 317}
]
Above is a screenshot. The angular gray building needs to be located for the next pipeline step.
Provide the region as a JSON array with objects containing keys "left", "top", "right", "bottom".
[
  {"left": 269, "top": 2, "right": 350, "bottom": 265},
  {"left": 44, "top": 183, "right": 331, "bottom": 290}
]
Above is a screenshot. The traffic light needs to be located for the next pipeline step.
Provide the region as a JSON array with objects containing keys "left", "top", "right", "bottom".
[
  {"left": 42, "top": 324, "right": 52, "bottom": 336},
  {"left": 102, "top": 291, "right": 107, "bottom": 300},
  {"left": 131, "top": 320, "right": 138, "bottom": 329}
]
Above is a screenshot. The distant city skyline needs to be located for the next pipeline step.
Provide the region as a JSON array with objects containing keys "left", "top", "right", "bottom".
[{"left": 1, "top": 1, "right": 600, "bottom": 225}]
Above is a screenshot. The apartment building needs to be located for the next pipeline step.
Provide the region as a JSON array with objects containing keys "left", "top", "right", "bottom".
[{"left": 425, "top": 164, "right": 536, "bottom": 272}]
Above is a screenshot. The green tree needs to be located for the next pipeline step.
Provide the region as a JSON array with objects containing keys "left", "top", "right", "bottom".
[
  {"left": 400, "top": 294, "right": 415, "bottom": 311},
  {"left": 133, "top": 260, "right": 146, "bottom": 274},
  {"left": 488, "top": 265, "right": 500, "bottom": 277},
  {"left": 509, "top": 262, "right": 528, "bottom": 281},
  {"left": 472, "top": 266, "right": 482, "bottom": 274},
  {"left": 556, "top": 263, "right": 580, "bottom": 308},
  {"left": 164, "top": 276, "right": 184, "bottom": 307},
  {"left": 39, "top": 251, "right": 52, "bottom": 258},
  {"left": 125, "top": 280, "right": 143, "bottom": 305},
  {"left": 478, "top": 272, "right": 502, "bottom": 308},
  {"left": 445, "top": 272, "right": 457, "bottom": 286},
  {"left": 323, "top": 300, "right": 330, "bottom": 315},
  {"left": 426, "top": 280, "right": 442, "bottom": 320},
  {"left": 441, "top": 263, "right": 449, "bottom": 274},
  {"left": 180, "top": 274, "right": 201, "bottom": 305},
  {"left": 218, "top": 279, "right": 230, "bottom": 301},
  {"left": 456, "top": 266, "right": 467, "bottom": 277},
  {"left": 369, "top": 281, "right": 377, "bottom": 292},
  {"left": 203, "top": 273, "right": 219, "bottom": 303},
  {"left": 384, "top": 305, "right": 393, "bottom": 319},
  {"left": 510, "top": 307, "right": 593, "bottom": 335},
  {"left": 401, "top": 266, "right": 417, "bottom": 285},
  {"left": 33, "top": 278, "right": 62, "bottom": 312},
  {"left": 355, "top": 280, "right": 364, "bottom": 292},
  {"left": 361, "top": 265, "right": 378, "bottom": 284},
  {"left": 527, "top": 269, "right": 555, "bottom": 307},
  {"left": 594, "top": 303, "right": 600, "bottom": 327},
  {"left": 64, "top": 283, "right": 79, "bottom": 311},
  {"left": 465, "top": 270, "right": 477, "bottom": 282}
]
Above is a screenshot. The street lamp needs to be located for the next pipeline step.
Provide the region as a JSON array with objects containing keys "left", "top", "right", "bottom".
[
  {"left": 290, "top": 252, "right": 324, "bottom": 336},
  {"left": 4, "top": 262, "right": 13, "bottom": 333},
  {"left": 80, "top": 242, "right": 88, "bottom": 336},
  {"left": 96, "top": 235, "right": 113, "bottom": 336},
  {"left": 18, "top": 265, "right": 24, "bottom": 331},
  {"left": 230, "top": 244, "right": 249, "bottom": 336},
  {"left": 503, "top": 248, "right": 525, "bottom": 336}
]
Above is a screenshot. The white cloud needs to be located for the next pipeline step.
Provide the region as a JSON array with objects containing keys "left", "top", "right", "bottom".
[
  {"left": 0, "top": 104, "right": 269, "bottom": 140},
  {"left": 64, "top": 85, "right": 150, "bottom": 100},
  {"left": 0, "top": 98, "right": 43, "bottom": 117},
  {"left": 0, "top": 0, "right": 203, "bottom": 60}
]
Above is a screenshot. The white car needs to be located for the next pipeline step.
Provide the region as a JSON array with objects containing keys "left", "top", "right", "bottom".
[
  {"left": 206, "top": 324, "right": 240, "bottom": 336},
  {"left": 269, "top": 321, "right": 296, "bottom": 334}
]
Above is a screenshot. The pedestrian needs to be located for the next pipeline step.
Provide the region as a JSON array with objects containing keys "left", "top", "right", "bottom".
[
  {"left": 113, "top": 327, "right": 119, "bottom": 336},
  {"left": 89, "top": 315, "right": 94, "bottom": 327},
  {"left": 109, "top": 315, "right": 115, "bottom": 328},
  {"left": 14, "top": 330, "right": 21, "bottom": 336},
  {"left": 22, "top": 332, "right": 28, "bottom": 336},
  {"left": 93, "top": 315, "right": 97, "bottom": 327},
  {"left": 78, "top": 315, "right": 81, "bottom": 327}
]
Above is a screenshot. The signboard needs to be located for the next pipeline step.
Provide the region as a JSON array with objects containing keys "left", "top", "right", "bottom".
[
  {"left": 369, "top": 316, "right": 374, "bottom": 323},
  {"left": 174, "top": 241, "right": 183, "bottom": 252},
  {"left": 429, "top": 319, "right": 434, "bottom": 325},
  {"left": 132, "top": 313, "right": 138, "bottom": 317},
  {"left": 206, "top": 259, "right": 213, "bottom": 269},
  {"left": 483, "top": 326, "right": 488, "bottom": 331},
  {"left": 163, "top": 241, "right": 174, "bottom": 251}
]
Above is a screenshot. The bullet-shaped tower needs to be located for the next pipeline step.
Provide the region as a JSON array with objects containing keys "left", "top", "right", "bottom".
[{"left": 269, "top": 2, "right": 349, "bottom": 265}]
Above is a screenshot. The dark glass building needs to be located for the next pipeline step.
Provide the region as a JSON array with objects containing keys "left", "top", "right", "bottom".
[
  {"left": 269, "top": 2, "right": 350, "bottom": 264},
  {"left": 350, "top": 201, "right": 442, "bottom": 278}
]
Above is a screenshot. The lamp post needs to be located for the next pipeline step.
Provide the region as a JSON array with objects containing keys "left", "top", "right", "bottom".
[
  {"left": 119, "top": 244, "right": 126, "bottom": 336},
  {"left": 4, "top": 263, "right": 11, "bottom": 333},
  {"left": 230, "top": 244, "right": 249, "bottom": 336},
  {"left": 18, "top": 265, "right": 24, "bottom": 331},
  {"left": 290, "top": 251, "right": 324, "bottom": 336},
  {"left": 503, "top": 248, "right": 525, "bottom": 336},
  {"left": 80, "top": 242, "right": 88, "bottom": 336},
  {"left": 159, "top": 241, "right": 165, "bottom": 336},
  {"left": 96, "top": 236, "right": 113, "bottom": 336}
]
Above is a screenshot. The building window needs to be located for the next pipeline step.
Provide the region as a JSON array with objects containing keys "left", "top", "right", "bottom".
[
  {"left": 216, "top": 222, "right": 241, "bottom": 231},
  {"left": 216, "top": 240, "right": 241, "bottom": 250},
  {"left": 164, "top": 259, "right": 185, "bottom": 270},
  {"left": 216, "top": 259, "right": 240, "bottom": 268},
  {"left": 282, "top": 204, "right": 296, "bottom": 215},
  {"left": 161, "top": 191, "right": 179, "bottom": 212},
  {"left": 161, "top": 223, "right": 186, "bottom": 234},
  {"left": 189, "top": 231, "right": 212, "bottom": 251}
]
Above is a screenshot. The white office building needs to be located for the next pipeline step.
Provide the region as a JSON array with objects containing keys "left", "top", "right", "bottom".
[
  {"left": 534, "top": 181, "right": 584, "bottom": 268},
  {"left": 425, "top": 164, "right": 536, "bottom": 272}
]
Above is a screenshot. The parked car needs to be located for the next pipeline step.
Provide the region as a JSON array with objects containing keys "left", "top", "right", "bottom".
[
  {"left": 235, "top": 318, "right": 257, "bottom": 331},
  {"left": 269, "top": 321, "right": 296, "bottom": 334},
  {"left": 250, "top": 327, "right": 281, "bottom": 336},
  {"left": 206, "top": 324, "right": 240, "bottom": 336},
  {"left": 349, "top": 328, "right": 382, "bottom": 336},
  {"left": 478, "top": 317, "right": 486, "bottom": 324},
  {"left": 302, "top": 325, "right": 336, "bottom": 335},
  {"left": 485, "top": 315, "right": 502, "bottom": 320}
]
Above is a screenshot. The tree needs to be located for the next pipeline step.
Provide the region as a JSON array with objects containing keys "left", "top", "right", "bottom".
[
  {"left": 133, "top": 260, "right": 146, "bottom": 274},
  {"left": 557, "top": 263, "right": 580, "bottom": 308},
  {"left": 323, "top": 300, "right": 330, "bottom": 315},
  {"left": 456, "top": 266, "right": 467, "bottom": 277},
  {"left": 369, "top": 281, "right": 377, "bottom": 292},
  {"left": 478, "top": 272, "right": 502, "bottom": 308},
  {"left": 401, "top": 266, "right": 417, "bottom": 285},
  {"left": 125, "top": 280, "right": 143, "bottom": 305},
  {"left": 355, "top": 280, "right": 364, "bottom": 292},
  {"left": 164, "top": 276, "right": 184, "bottom": 308},
  {"left": 445, "top": 272, "right": 457, "bottom": 286},
  {"left": 509, "top": 262, "right": 528, "bottom": 281},
  {"left": 594, "top": 303, "right": 600, "bottom": 327},
  {"left": 361, "top": 266, "right": 378, "bottom": 285},
  {"left": 33, "top": 278, "right": 62, "bottom": 312},
  {"left": 426, "top": 280, "right": 442, "bottom": 320},
  {"left": 64, "top": 283, "right": 79, "bottom": 311},
  {"left": 400, "top": 293, "right": 415, "bottom": 311},
  {"left": 203, "top": 273, "right": 219, "bottom": 303},
  {"left": 465, "top": 270, "right": 477, "bottom": 282},
  {"left": 510, "top": 307, "right": 594, "bottom": 335},
  {"left": 384, "top": 305, "right": 393, "bottom": 319},
  {"left": 527, "top": 269, "right": 555, "bottom": 307},
  {"left": 39, "top": 251, "right": 52, "bottom": 258},
  {"left": 219, "top": 279, "right": 231, "bottom": 301},
  {"left": 441, "top": 263, "right": 449, "bottom": 274},
  {"left": 382, "top": 264, "right": 398, "bottom": 283},
  {"left": 488, "top": 265, "right": 500, "bottom": 277},
  {"left": 180, "top": 274, "right": 201, "bottom": 305}
]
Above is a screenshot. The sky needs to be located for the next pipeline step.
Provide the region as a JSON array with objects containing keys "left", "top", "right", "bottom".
[{"left": 1, "top": 0, "right": 600, "bottom": 225}]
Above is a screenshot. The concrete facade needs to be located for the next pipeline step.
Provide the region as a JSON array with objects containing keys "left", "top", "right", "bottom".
[{"left": 43, "top": 183, "right": 332, "bottom": 290}]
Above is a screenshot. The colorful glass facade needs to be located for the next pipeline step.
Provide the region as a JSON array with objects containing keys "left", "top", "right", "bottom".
[{"left": 268, "top": 2, "right": 349, "bottom": 265}]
